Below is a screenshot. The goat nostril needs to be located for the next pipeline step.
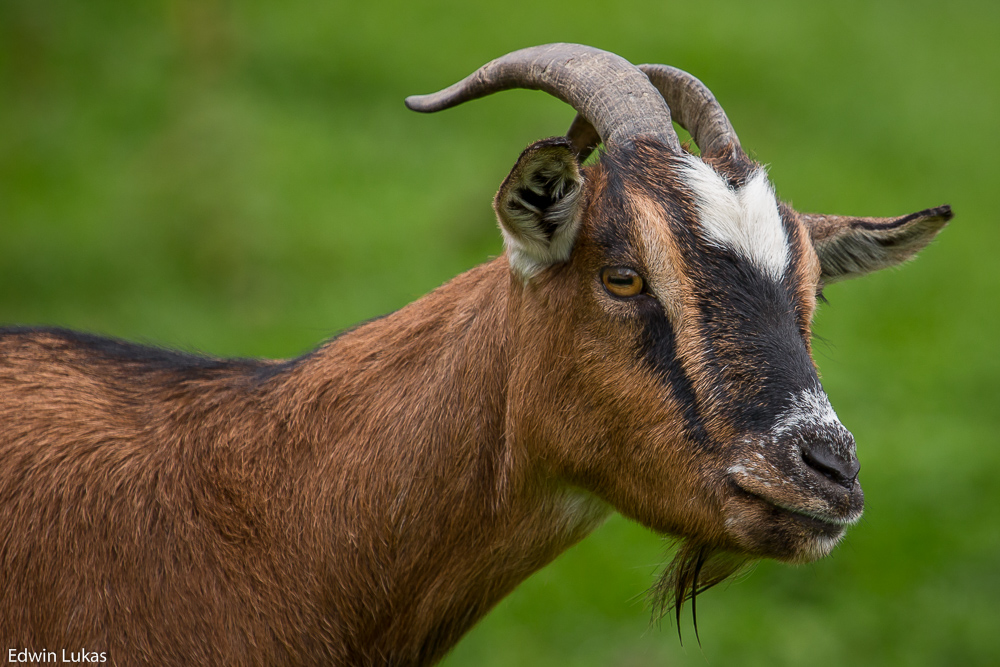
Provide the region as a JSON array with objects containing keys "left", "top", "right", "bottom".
[{"left": 801, "top": 446, "right": 860, "bottom": 488}]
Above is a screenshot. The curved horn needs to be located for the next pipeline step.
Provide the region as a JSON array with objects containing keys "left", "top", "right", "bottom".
[
  {"left": 638, "top": 64, "right": 740, "bottom": 158},
  {"left": 565, "top": 111, "right": 603, "bottom": 161},
  {"left": 406, "top": 44, "right": 680, "bottom": 153},
  {"left": 567, "top": 64, "right": 741, "bottom": 162}
]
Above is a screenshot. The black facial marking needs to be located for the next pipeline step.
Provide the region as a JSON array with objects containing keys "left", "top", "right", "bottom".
[
  {"left": 593, "top": 141, "right": 824, "bottom": 436},
  {"left": 690, "top": 245, "right": 819, "bottom": 430},
  {"left": 584, "top": 148, "right": 713, "bottom": 445},
  {"left": 622, "top": 143, "right": 819, "bottom": 432},
  {"left": 643, "top": 165, "right": 820, "bottom": 431},
  {"left": 634, "top": 300, "right": 711, "bottom": 446}
]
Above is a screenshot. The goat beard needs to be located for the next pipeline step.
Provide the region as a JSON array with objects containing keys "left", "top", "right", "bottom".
[{"left": 651, "top": 541, "right": 750, "bottom": 634}]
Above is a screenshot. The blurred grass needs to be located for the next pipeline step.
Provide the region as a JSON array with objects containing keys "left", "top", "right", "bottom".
[{"left": 1, "top": 0, "right": 998, "bottom": 665}]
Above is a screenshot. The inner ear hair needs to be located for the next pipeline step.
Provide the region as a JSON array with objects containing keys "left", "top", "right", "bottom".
[{"left": 494, "top": 137, "right": 585, "bottom": 279}]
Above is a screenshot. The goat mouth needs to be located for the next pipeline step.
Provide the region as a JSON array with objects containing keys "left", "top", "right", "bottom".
[
  {"left": 771, "top": 503, "right": 847, "bottom": 536},
  {"left": 721, "top": 481, "right": 859, "bottom": 562},
  {"left": 730, "top": 483, "right": 855, "bottom": 536}
]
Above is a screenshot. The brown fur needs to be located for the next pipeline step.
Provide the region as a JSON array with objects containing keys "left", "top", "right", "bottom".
[{"left": 1, "top": 262, "right": 604, "bottom": 665}]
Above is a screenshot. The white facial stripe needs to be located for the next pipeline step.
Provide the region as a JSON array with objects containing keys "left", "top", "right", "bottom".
[{"left": 681, "top": 157, "right": 789, "bottom": 281}]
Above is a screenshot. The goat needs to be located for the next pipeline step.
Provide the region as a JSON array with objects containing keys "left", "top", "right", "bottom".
[{"left": 0, "top": 44, "right": 951, "bottom": 666}]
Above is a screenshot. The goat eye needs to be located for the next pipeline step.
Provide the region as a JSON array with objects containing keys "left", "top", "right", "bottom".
[{"left": 601, "top": 267, "right": 644, "bottom": 298}]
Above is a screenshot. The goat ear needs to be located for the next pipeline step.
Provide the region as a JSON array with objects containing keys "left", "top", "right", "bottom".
[
  {"left": 494, "top": 137, "right": 585, "bottom": 279},
  {"left": 801, "top": 205, "right": 953, "bottom": 283}
]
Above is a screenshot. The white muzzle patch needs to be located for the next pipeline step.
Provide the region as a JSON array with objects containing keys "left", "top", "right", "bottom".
[{"left": 773, "top": 388, "right": 853, "bottom": 456}]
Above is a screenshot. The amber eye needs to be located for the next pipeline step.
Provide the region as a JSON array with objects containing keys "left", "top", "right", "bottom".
[{"left": 601, "top": 266, "right": 644, "bottom": 298}]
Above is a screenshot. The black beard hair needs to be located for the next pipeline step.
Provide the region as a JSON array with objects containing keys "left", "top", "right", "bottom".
[{"left": 651, "top": 540, "right": 751, "bottom": 644}]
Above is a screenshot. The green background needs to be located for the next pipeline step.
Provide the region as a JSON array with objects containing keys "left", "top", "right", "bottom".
[{"left": 2, "top": 1, "right": 997, "bottom": 665}]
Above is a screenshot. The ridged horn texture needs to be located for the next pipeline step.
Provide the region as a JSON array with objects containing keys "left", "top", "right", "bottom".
[
  {"left": 638, "top": 64, "right": 740, "bottom": 157},
  {"left": 405, "top": 44, "right": 680, "bottom": 153},
  {"left": 566, "top": 63, "right": 741, "bottom": 161}
]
